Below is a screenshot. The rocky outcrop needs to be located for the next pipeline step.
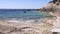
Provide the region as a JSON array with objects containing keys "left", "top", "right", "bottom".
[
  {"left": 39, "top": 0, "right": 60, "bottom": 13},
  {"left": 0, "top": 20, "right": 53, "bottom": 34},
  {"left": 38, "top": 0, "right": 60, "bottom": 34}
]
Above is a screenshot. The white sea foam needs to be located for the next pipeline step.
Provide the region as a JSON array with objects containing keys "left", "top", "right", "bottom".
[
  {"left": 25, "top": 20, "right": 36, "bottom": 23},
  {"left": 6, "top": 20, "right": 20, "bottom": 23},
  {"left": 4, "top": 18, "right": 42, "bottom": 24}
]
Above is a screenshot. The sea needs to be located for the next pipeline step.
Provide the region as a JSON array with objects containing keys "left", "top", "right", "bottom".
[{"left": 0, "top": 9, "right": 51, "bottom": 24}]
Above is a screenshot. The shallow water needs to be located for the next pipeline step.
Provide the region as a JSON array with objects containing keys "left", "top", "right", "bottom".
[{"left": 0, "top": 9, "right": 51, "bottom": 23}]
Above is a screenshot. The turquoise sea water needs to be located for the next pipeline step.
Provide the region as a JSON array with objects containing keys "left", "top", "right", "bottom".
[
  {"left": 0, "top": 9, "right": 51, "bottom": 20},
  {"left": 0, "top": 9, "right": 52, "bottom": 23}
]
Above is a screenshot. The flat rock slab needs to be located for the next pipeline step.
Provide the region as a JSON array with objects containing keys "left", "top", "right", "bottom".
[
  {"left": 0, "top": 25, "right": 16, "bottom": 33},
  {"left": 0, "top": 20, "right": 53, "bottom": 34}
]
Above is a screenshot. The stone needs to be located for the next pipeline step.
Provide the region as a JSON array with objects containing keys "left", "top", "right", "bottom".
[{"left": 0, "top": 24, "right": 16, "bottom": 33}]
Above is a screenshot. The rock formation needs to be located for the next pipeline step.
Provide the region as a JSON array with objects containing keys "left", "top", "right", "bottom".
[
  {"left": 39, "top": 0, "right": 60, "bottom": 16},
  {"left": 0, "top": 20, "right": 53, "bottom": 34},
  {"left": 38, "top": 0, "right": 60, "bottom": 34}
]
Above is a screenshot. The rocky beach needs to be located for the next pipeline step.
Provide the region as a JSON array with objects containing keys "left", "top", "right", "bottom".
[
  {"left": 0, "top": 0, "right": 60, "bottom": 34},
  {"left": 0, "top": 19, "right": 53, "bottom": 34}
]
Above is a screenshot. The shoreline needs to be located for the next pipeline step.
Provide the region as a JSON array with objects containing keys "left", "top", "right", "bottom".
[
  {"left": 0, "top": 16, "right": 54, "bottom": 34},
  {"left": 0, "top": 19, "right": 53, "bottom": 34}
]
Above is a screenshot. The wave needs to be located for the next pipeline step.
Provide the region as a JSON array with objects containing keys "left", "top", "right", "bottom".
[{"left": 4, "top": 18, "right": 43, "bottom": 24}]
